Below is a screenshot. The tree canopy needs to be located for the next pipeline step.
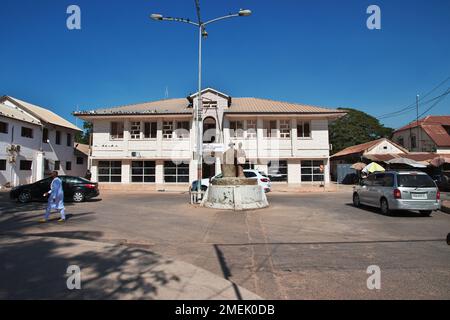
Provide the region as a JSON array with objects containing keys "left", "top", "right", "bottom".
[
  {"left": 329, "top": 108, "right": 394, "bottom": 154},
  {"left": 75, "top": 121, "right": 92, "bottom": 145}
]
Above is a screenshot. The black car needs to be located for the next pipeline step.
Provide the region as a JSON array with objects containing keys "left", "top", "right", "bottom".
[{"left": 10, "top": 176, "right": 100, "bottom": 203}]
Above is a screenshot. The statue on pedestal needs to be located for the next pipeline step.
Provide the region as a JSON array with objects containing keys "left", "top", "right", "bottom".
[
  {"left": 203, "top": 142, "right": 269, "bottom": 210},
  {"left": 221, "top": 142, "right": 246, "bottom": 178}
]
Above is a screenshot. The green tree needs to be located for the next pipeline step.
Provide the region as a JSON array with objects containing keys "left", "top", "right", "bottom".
[
  {"left": 329, "top": 108, "right": 393, "bottom": 154},
  {"left": 75, "top": 121, "right": 92, "bottom": 145}
]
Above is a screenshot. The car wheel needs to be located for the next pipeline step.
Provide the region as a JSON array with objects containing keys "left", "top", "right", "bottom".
[
  {"left": 73, "top": 191, "right": 85, "bottom": 203},
  {"left": 380, "top": 198, "right": 390, "bottom": 215},
  {"left": 419, "top": 210, "right": 432, "bottom": 217},
  {"left": 18, "top": 191, "right": 31, "bottom": 203},
  {"left": 353, "top": 193, "right": 361, "bottom": 207}
]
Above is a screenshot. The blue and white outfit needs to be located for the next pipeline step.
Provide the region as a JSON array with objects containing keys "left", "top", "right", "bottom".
[{"left": 45, "top": 177, "right": 65, "bottom": 220}]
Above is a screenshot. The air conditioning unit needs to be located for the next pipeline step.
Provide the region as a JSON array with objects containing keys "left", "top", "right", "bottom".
[{"left": 131, "top": 152, "right": 141, "bottom": 158}]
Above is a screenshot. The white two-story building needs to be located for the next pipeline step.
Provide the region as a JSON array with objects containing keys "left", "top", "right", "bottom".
[
  {"left": 74, "top": 88, "right": 345, "bottom": 188},
  {"left": 0, "top": 96, "right": 87, "bottom": 187}
]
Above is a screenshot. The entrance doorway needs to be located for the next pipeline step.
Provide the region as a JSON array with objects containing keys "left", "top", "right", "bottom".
[{"left": 203, "top": 117, "right": 216, "bottom": 143}]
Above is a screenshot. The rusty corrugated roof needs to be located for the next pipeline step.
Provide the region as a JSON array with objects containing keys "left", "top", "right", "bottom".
[
  {"left": 364, "top": 153, "right": 437, "bottom": 163},
  {"left": 393, "top": 115, "right": 450, "bottom": 147}
]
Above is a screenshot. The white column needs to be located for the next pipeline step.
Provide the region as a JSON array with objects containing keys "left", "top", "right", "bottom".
[
  {"left": 91, "top": 161, "right": 98, "bottom": 182},
  {"left": 122, "top": 160, "right": 130, "bottom": 184},
  {"left": 291, "top": 118, "right": 297, "bottom": 157},
  {"left": 256, "top": 118, "right": 264, "bottom": 160},
  {"left": 35, "top": 151, "right": 45, "bottom": 182},
  {"left": 155, "top": 160, "right": 164, "bottom": 184},
  {"left": 124, "top": 120, "right": 130, "bottom": 155},
  {"left": 288, "top": 160, "right": 301, "bottom": 184},
  {"left": 324, "top": 158, "right": 330, "bottom": 184},
  {"left": 223, "top": 118, "right": 230, "bottom": 147},
  {"left": 215, "top": 157, "right": 221, "bottom": 175},
  {"left": 157, "top": 119, "right": 163, "bottom": 158},
  {"left": 190, "top": 159, "right": 198, "bottom": 182}
]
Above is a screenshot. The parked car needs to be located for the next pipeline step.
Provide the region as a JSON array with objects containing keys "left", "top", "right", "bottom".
[
  {"left": 191, "top": 169, "right": 272, "bottom": 193},
  {"left": 431, "top": 173, "right": 450, "bottom": 192},
  {"left": 352, "top": 171, "right": 441, "bottom": 216},
  {"left": 10, "top": 176, "right": 100, "bottom": 203}
]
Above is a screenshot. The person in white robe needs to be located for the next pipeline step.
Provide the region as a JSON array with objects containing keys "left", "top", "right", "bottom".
[{"left": 40, "top": 171, "right": 66, "bottom": 223}]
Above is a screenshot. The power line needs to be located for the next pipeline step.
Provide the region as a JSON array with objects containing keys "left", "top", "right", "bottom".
[
  {"left": 376, "top": 75, "right": 450, "bottom": 119},
  {"left": 378, "top": 86, "right": 450, "bottom": 120},
  {"left": 194, "top": 0, "right": 201, "bottom": 24},
  {"left": 417, "top": 87, "right": 450, "bottom": 118}
]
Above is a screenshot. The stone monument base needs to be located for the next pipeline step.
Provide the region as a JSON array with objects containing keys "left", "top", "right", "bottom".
[{"left": 201, "top": 178, "right": 269, "bottom": 211}]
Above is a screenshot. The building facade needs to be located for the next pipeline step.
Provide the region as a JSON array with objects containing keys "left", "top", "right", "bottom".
[
  {"left": 330, "top": 138, "right": 408, "bottom": 181},
  {"left": 391, "top": 116, "right": 450, "bottom": 154},
  {"left": 0, "top": 96, "right": 87, "bottom": 187},
  {"left": 74, "top": 88, "right": 346, "bottom": 188}
]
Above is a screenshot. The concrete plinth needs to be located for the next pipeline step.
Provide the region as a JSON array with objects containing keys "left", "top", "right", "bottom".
[{"left": 202, "top": 183, "right": 269, "bottom": 211}]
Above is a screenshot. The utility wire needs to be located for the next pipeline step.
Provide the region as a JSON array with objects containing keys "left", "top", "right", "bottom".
[
  {"left": 194, "top": 0, "right": 202, "bottom": 24},
  {"left": 376, "top": 75, "right": 450, "bottom": 119},
  {"left": 417, "top": 87, "right": 450, "bottom": 119},
  {"left": 378, "top": 86, "right": 450, "bottom": 120}
]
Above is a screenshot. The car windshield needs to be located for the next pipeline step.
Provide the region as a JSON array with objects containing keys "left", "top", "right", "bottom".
[{"left": 397, "top": 174, "right": 435, "bottom": 188}]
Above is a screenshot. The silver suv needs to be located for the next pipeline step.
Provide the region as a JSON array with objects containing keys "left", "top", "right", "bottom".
[{"left": 353, "top": 171, "right": 441, "bottom": 216}]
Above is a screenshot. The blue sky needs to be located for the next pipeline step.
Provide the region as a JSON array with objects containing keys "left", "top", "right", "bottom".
[{"left": 0, "top": 0, "right": 449, "bottom": 129}]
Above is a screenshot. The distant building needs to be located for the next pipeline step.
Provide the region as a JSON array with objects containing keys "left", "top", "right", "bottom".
[
  {"left": 330, "top": 138, "right": 408, "bottom": 180},
  {"left": 74, "top": 88, "right": 346, "bottom": 188},
  {"left": 0, "top": 96, "right": 87, "bottom": 187},
  {"left": 391, "top": 116, "right": 450, "bottom": 154}
]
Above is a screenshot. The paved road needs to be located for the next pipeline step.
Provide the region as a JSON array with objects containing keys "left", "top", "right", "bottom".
[{"left": 1, "top": 190, "right": 449, "bottom": 299}]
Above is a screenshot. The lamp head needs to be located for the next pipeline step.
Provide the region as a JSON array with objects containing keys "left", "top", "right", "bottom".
[
  {"left": 150, "top": 13, "right": 163, "bottom": 21},
  {"left": 238, "top": 9, "right": 252, "bottom": 17}
]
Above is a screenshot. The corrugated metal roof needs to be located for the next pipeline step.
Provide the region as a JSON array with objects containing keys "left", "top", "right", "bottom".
[
  {"left": 364, "top": 153, "right": 437, "bottom": 163},
  {"left": 88, "top": 98, "right": 192, "bottom": 115},
  {"left": 227, "top": 98, "right": 345, "bottom": 114},
  {"left": 0, "top": 103, "right": 42, "bottom": 125},
  {"left": 393, "top": 116, "right": 450, "bottom": 147},
  {"left": 422, "top": 124, "right": 450, "bottom": 147},
  {"left": 74, "top": 97, "right": 345, "bottom": 116},
  {"left": 394, "top": 116, "right": 450, "bottom": 132},
  {"left": 331, "top": 138, "right": 408, "bottom": 158},
  {"left": 1, "top": 96, "right": 81, "bottom": 131}
]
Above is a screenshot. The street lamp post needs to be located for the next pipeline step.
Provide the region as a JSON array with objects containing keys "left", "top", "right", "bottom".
[{"left": 150, "top": 7, "right": 251, "bottom": 193}]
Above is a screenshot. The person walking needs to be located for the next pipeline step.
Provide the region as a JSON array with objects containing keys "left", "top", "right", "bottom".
[{"left": 40, "top": 171, "right": 66, "bottom": 223}]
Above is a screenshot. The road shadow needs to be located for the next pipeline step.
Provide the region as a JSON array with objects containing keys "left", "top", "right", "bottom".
[
  {"left": 0, "top": 234, "right": 180, "bottom": 299},
  {"left": 345, "top": 203, "right": 432, "bottom": 218},
  {"left": 0, "top": 193, "right": 77, "bottom": 215},
  {"left": 0, "top": 210, "right": 97, "bottom": 234},
  {"left": 0, "top": 192, "right": 101, "bottom": 215}
]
